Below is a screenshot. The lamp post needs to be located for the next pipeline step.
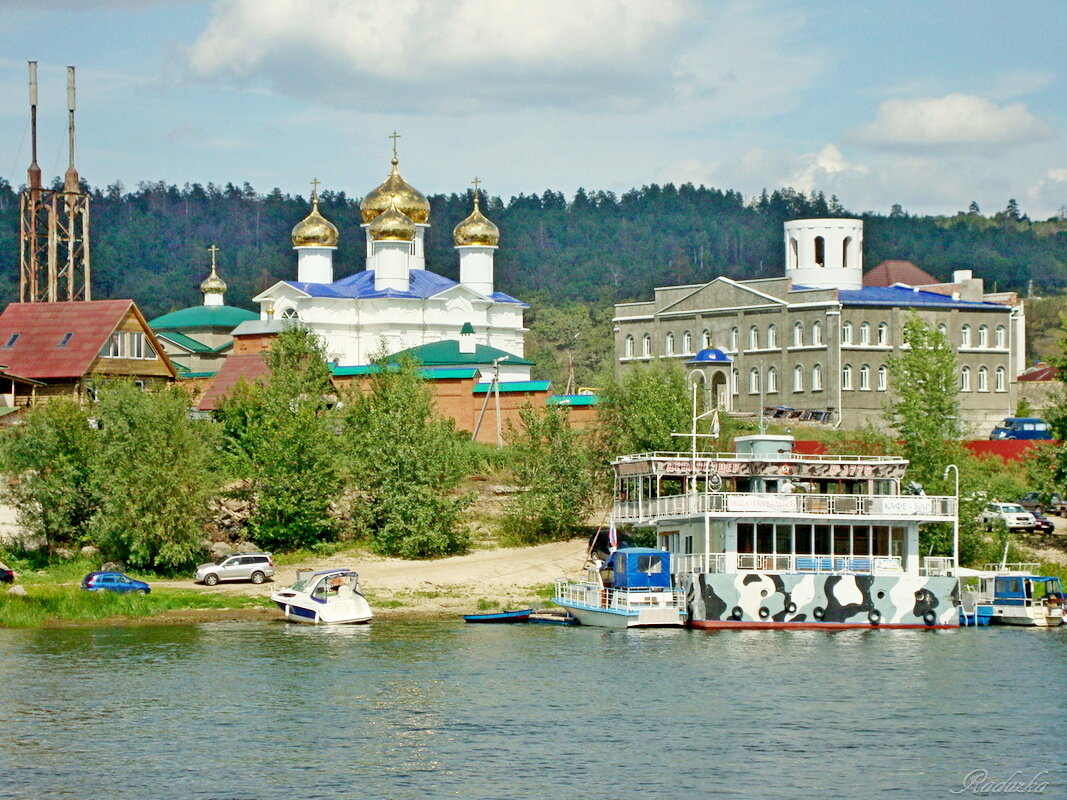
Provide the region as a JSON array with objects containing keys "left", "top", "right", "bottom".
[
  {"left": 943, "top": 463, "right": 959, "bottom": 574},
  {"left": 686, "top": 369, "right": 708, "bottom": 488}
]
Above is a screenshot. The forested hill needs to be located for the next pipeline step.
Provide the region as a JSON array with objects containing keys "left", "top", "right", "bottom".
[{"left": 1, "top": 178, "right": 1064, "bottom": 320}]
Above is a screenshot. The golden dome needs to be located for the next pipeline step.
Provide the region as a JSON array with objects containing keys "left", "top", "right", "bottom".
[
  {"left": 453, "top": 194, "right": 499, "bottom": 247},
  {"left": 200, "top": 266, "right": 226, "bottom": 295},
  {"left": 360, "top": 158, "right": 430, "bottom": 224},
  {"left": 369, "top": 200, "right": 416, "bottom": 242},
  {"left": 291, "top": 194, "right": 339, "bottom": 247}
]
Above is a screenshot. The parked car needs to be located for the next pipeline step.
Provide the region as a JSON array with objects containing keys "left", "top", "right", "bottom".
[
  {"left": 195, "top": 552, "right": 274, "bottom": 586},
  {"left": 1030, "top": 511, "right": 1055, "bottom": 535},
  {"left": 0, "top": 560, "right": 15, "bottom": 584},
  {"left": 980, "top": 502, "right": 1036, "bottom": 531},
  {"left": 1018, "top": 491, "right": 1067, "bottom": 516},
  {"left": 989, "top": 417, "right": 1053, "bottom": 440},
  {"left": 81, "top": 571, "right": 151, "bottom": 594}
]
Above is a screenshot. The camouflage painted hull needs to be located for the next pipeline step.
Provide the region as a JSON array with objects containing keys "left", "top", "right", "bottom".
[{"left": 683, "top": 572, "right": 960, "bottom": 629}]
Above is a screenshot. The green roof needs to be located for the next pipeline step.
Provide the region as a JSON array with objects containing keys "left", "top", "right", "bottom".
[
  {"left": 388, "top": 340, "right": 533, "bottom": 367},
  {"left": 149, "top": 304, "right": 258, "bottom": 331},
  {"left": 460, "top": 322, "right": 476, "bottom": 334},
  {"left": 473, "top": 380, "right": 551, "bottom": 394},
  {"left": 157, "top": 331, "right": 213, "bottom": 354},
  {"left": 547, "top": 394, "right": 599, "bottom": 406},
  {"left": 330, "top": 365, "right": 480, "bottom": 380}
]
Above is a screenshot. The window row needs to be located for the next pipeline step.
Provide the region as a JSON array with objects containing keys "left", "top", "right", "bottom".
[
  {"left": 959, "top": 366, "right": 1008, "bottom": 392},
  {"left": 740, "top": 365, "right": 825, "bottom": 395},
  {"left": 955, "top": 323, "right": 1007, "bottom": 349},
  {"left": 625, "top": 329, "right": 715, "bottom": 358},
  {"left": 841, "top": 364, "right": 888, "bottom": 392},
  {"left": 99, "top": 331, "right": 157, "bottom": 360}
]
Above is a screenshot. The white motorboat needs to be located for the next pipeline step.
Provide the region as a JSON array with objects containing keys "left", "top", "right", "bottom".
[
  {"left": 960, "top": 564, "right": 1064, "bottom": 627},
  {"left": 271, "top": 568, "right": 373, "bottom": 625}
]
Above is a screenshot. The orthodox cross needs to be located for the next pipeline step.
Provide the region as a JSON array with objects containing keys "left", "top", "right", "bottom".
[
  {"left": 472, "top": 176, "right": 482, "bottom": 204},
  {"left": 310, "top": 177, "right": 320, "bottom": 201},
  {"left": 207, "top": 244, "right": 219, "bottom": 269},
  {"left": 389, "top": 131, "right": 401, "bottom": 160}
]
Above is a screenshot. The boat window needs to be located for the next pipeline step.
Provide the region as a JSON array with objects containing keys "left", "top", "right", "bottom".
[
  {"left": 737, "top": 523, "right": 755, "bottom": 554},
  {"left": 775, "top": 524, "right": 791, "bottom": 555},
  {"left": 635, "top": 555, "right": 663, "bottom": 574},
  {"left": 756, "top": 523, "right": 774, "bottom": 554},
  {"left": 311, "top": 581, "right": 327, "bottom": 600},
  {"left": 874, "top": 526, "right": 890, "bottom": 555},
  {"left": 852, "top": 526, "right": 871, "bottom": 556},
  {"left": 833, "top": 526, "right": 851, "bottom": 556},
  {"left": 794, "top": 525, "right": 813, "bottom": 555},
  {"left": 814, "top": 525, "right": 831, "bottom": 554}
]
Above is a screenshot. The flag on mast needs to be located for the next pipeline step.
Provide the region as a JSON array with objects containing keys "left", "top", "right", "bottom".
[{"left": 608, "top": 520, "right": 618, "bottom": 552}]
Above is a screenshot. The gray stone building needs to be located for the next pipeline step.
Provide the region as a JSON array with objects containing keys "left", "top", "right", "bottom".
[{"left": 612, "top": 218, "right": 1023, "bottom": 435}]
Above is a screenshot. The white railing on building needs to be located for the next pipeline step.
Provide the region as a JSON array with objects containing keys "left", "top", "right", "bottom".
[
  {"left": 921, "top": 557, "right": 955, "bottom": 576},
  {"left": 614, "top": 451, "right": 906, "bottom": 465},
  {"left": 670, "top": 552, "right": 908, "bottom": 576},
  {"left": 982, "top": 563, "right": 1041, "bottom": 574},
  {"left": 614, "top": 492, "right": 955, "bottom": 522}
]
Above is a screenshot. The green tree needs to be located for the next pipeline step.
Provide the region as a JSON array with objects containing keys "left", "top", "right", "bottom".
[
  {"left": 342, "top": 356, "right": 471, "bottom": 558},
  {"left": 215, "top": 326, "right": 341, "bottom": 551},
  {"left": 503, "top": 404, "right": 597, "bottom": 544},
  {"left": 0, "top": 398, "right": 98, "bottom": 553},
  {"left": 597, "top": 361, "right": 691, "bottom": 455},
  {"left": 884, "top": 314, "right": 963, "bottom": 488},
  {"left": 91, "top": 383, "right": 218, "bottom": 570}
]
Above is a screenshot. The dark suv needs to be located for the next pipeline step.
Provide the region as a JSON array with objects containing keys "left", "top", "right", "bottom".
[
  {"left": 1019, "top": 492, "right": 1067, "bottom": 517},
  {"left": 195, "top": 552, "right": 274, "bottom": 586}
]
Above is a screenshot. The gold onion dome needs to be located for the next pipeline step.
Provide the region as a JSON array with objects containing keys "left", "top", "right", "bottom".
[
  {"left": 360, "top": 158, "right": 430, "bottom": 224},
  {"left": 200, "top": 263, "right": 227, "bottom": 295},
  {"left": 453, "top": 195, "right": 500, "bottom": 247},
  {"left": 369, "top": 200, "right": 416, "bottom": 242},
  {"left": 291, "top": 195, "right": 339, "bottom": 247}
]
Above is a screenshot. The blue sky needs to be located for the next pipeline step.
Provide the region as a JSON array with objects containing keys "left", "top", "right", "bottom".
[{"left": 3, "top": 0, "right": 1065, "bottom": 218}]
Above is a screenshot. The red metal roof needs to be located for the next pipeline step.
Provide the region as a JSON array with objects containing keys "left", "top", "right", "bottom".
[
  {"left": 197, "top": 353, "right": 271, "bottom": 410},
  {"left": 863, "top": 260, "right": 938, "bottom": 288},
  {"left": 0, "top": 300, "right": 147, "bottom": 379},
  {"left": 1018, "top": 363, "right": 1057, "bottom": 382}
]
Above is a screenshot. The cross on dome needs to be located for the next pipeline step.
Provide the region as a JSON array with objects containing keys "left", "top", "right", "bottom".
[{"left": 389, "top": 131, "right": 401, "bottom": 163}]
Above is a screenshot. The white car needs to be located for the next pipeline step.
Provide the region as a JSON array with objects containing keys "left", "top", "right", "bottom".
[
  {"left": 195, "top": 552, "right": 274, "bottom": 585},
  {"left": 980, "top": 503, "right": 1035, "bottom": 531}
]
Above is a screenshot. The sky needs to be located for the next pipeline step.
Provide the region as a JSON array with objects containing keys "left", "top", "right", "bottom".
[{"left": 3, "top": 0, "right": 1066, "bottom": 219}]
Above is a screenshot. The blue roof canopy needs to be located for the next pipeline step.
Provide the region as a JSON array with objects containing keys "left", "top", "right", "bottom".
[{"left": 605, "top": 547, "right": 672, "bottom": 590}]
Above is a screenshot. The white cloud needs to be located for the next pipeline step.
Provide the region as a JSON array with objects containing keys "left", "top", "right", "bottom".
[
  {"left": 851, "top": 93, "right": 1055, "bottom": 154},
  {"left": 788, "top": 145, "right": 869, "bottom": 194},
  {"left": 1027, "top": 168, "right": 1067, "bottom": 218},
  {"left": 185, "top": 0, "right": 822, "bottom": 119}
]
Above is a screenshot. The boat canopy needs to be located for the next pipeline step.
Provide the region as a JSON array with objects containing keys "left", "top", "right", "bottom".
[{"left": 605, "top": 548, "right": 672, "bottom": 590}]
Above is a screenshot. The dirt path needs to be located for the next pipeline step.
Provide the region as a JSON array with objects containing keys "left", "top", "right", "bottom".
[{"left": 156, "top": 538, "right": 591, "bottom": 619}]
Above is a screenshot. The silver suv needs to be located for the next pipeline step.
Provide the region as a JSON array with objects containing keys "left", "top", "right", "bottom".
[{"left": 195, "top": 553, "right": 274, "bottom": 586}]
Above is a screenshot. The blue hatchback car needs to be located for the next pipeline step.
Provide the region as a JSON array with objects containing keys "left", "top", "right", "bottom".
[{"left": 81, "top": 571, "right": 151, "bottom": 594}]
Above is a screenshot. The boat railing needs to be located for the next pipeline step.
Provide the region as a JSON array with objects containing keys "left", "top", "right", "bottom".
[
  {"left": 614, "top": 451, "right": 905, "bottom": 464},
  {"left": 614, "top": 492, "right": 955, "bottom": 522},
  {"left": 554, "top": 578, "right": 684, "bottom": 611},
  {"left": 670, "top": 552, "right": 906, "bottom": 576},
  {"left": 982, "top": 563, "right": 1040, "bottom": 573},
  {"left": 921, "top": 557, "right": 955, "bottom": 576}
]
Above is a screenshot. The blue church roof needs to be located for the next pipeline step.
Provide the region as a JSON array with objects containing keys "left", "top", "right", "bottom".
[
  {"left": 284, "top": 270, "right": 528, "bottom": 306},
  {"left": 837, "top": 286, "right": 1009, "bottom": 311}
]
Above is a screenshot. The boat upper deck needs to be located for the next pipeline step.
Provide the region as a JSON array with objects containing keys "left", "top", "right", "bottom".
[{"left": 614, "top": 451, "right": 908, "bottom": 480}]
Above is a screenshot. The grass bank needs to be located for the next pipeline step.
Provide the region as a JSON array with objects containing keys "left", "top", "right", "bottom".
[{"left": 0, "top": 586, "right": 273, "bottom": 628}]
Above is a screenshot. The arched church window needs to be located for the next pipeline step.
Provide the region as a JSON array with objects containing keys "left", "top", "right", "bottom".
[
  {"left": 279, "top": 307, "right": 299, "bottom": 320},
  {"left": 814, "top": 236, "right": 825, "bottom": 267},
  {"left": 812, "top": 364, "right": 823, "bottom": 391},
  {"left": 624, "top": 335, "right": 634, "bottom": 358},
  {"left": 961, "top": 367, "right": 971, "bottom": 392},
  {"left": 749, "top": 367, "right": 761, "bottom": 394},
  {"left": 767, "top": 324, "right": 777, "bottom": 349},
  {"left": 749, "top": 326, "right": 759, "bottom": 350},
  {"left": 642, "top": 334, "right": 651, "bottom": 358},
  {"left": 842, "top": 364, "right": 853, "bottom": 390},
  {"left": 766, "top": 367, "right": 778, "bottom": 394},
  {"left": 793, "top": 364, "right": 804, "bottom": 392},
  {"left": 842, "top": 321, "right": 853, "bottom": 345},
  {"left": 665, "top": 332, "right": 675, "bottom": 356},
  {"left": 877, "top": 365, "right": 887, "bottom": 391},
  {"left": 793, "top": 321, "right": 804, "bottom": 347},
  {"left": 682, "top": 331, "right": 692, "bottom": 354},
  {"left": 811, "top": 320, "right": 822, "bottom": 346},
  {"left": 995, "top": 366, "right": 1006, "bottom": 392},
  {"left": 995, "top": 325, "right": 1006, "bottom": 348},
  {"left": 702, "top": 329, "right": 711, "bottom": 350}
]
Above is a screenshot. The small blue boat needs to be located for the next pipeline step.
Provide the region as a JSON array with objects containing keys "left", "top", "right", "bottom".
[{"left": 463, "top": 608, "right": 534, "bottom": 623}]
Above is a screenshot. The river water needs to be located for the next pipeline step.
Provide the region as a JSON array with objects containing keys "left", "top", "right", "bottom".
[{"left": 0, "top": 621, "right": 1063, "bottom": 799}]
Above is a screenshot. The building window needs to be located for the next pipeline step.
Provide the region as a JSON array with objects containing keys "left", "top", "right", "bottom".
[
  {"left": 624, "top": 335, "right": 634, "bottom": 358},
  {"left": 978, "top": 325, "right": 988, "bottom": 348},
  {"left": 58, "top": 332, "right": 74, "bottom": 348},
  {"left": 793, "top": 321, "right": 804, "bottom": 347},
  {"left": 811, "top": 320, "right": 822, "bottom": 346},
  {"left": 977, "top": 366, "right": 988, "bottom": 392},
  {"left": 730, "top": 327, "right": 739, "bottom": 351},
  {"left": 937, "top": 322, "right": 948, "bottom": 341},
  {"left": 995, "top": 366, "right": 1006, "bottom": 392},
  {"left": 789, "top": 237, "right": 799, "bottom": 269},
  {"left": 767, "top": 324, "right": 777, "bottom": 349},
  {"left": 4, "top": 334, "right": 19, "bottom": 348},
  {"left": 99, "top": 331, "right": 156, "bottom": 360},
  {"left": 961, "top": 366, "right": 971, "bottom": 392},
  {"left": 842, "top": 321, "right": 853, "bottom": 345},
  {"left": 859, "top": 364, "right": 870, "bottom": 390},
  {"left": 665, "top": 332, "right": 675, "bottom": 356},
  {"left": 812, "top": 364, "right": 823, "bottom": 391},
  {"left": 749, "top": 367, "right": 761, "bottom": 394},
  {"left": 749, "top": 326, "right": 759, "bottom": 350},
  {"left": 767, "top": 367, "right": 778, "bottom": 394},
  {"left": 702, "top": 329, "right": 711, "bottom": 350},
  {"left": 279, "top": 307, "right": 299, "bottom": 320},
  {"left": 877, "top": 365, "right": 887, "bottom": 391},
  {"left": 642, "top": 334, "right": 651, "bottom": 357},
  {"left": 842, "top": 364, "right": 853, "bottom": 390},
  {"left": 814, "top": 236, "right": 825, "bottom": 267},
  {"left": 859, "top": 322, "right": 871, "bottom": 345},
  {"left": 995, "top": 325, "right": 1006, "bottom": 348},
  {"left": 961, "top": 325, "right": 971, "bottom": 347},
  {"left": 732, "top": 368, "right": 739, "bottom": 395},
  {"left": 793, "top": 364, "right": 804, "bottom": 392},
  {"left": 877, "top": 322, "right": 888, "bottom": 346},
  {"left": 842, "top": 237, "right": 852, "bottom": 268},
  {"left": 682, "top": 330, "right": 692, "bottom": 354}
]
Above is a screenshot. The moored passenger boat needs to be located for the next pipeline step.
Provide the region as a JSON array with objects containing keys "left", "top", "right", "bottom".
[
  {"left": 612, "top": 434, "right": 960, "bottom": 629},
  {"left": 960, "top": 564, "right": 1063, "bottom": 627},
  {"left": 553, "top": 547, "right": 686, "bottom": 628}
]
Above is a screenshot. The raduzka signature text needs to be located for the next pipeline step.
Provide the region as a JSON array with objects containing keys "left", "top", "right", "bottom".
[{"left": 951, "top": 770, "right": 1050, "bottom": 795}]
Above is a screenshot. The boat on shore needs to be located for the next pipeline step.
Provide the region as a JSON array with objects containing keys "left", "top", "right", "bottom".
[
  {"left": 553, "top": 547, "right": 686, "bottom": 628},
  {"left": 271, "top": 568, "right": 373, "bottom": 625},
  {"left": 959, "top": 564, "right": 1063, "bottom": 627},
  {"left": 611, "top": 432, "right": 961, "bottom": 630},
  {"left": 463, "top": 608, "right": 533, "bottom": 623}
]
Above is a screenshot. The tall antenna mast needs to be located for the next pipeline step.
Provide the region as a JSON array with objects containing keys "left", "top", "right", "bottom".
[
  {"left": 27, "top": 61, "right": 42, "bottom": 190},
  {"left": 64, "top": 66, "right": 80, "bottom": 193}
]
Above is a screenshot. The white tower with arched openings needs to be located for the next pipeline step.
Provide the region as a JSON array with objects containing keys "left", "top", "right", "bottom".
[{"left": 784, "top": 218, "right": 864, "bottom": 290}]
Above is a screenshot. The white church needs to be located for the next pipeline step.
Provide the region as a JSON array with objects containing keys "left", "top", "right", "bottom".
[{"left": 251, "top": 153, "right": 532, "bottom": 380}]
